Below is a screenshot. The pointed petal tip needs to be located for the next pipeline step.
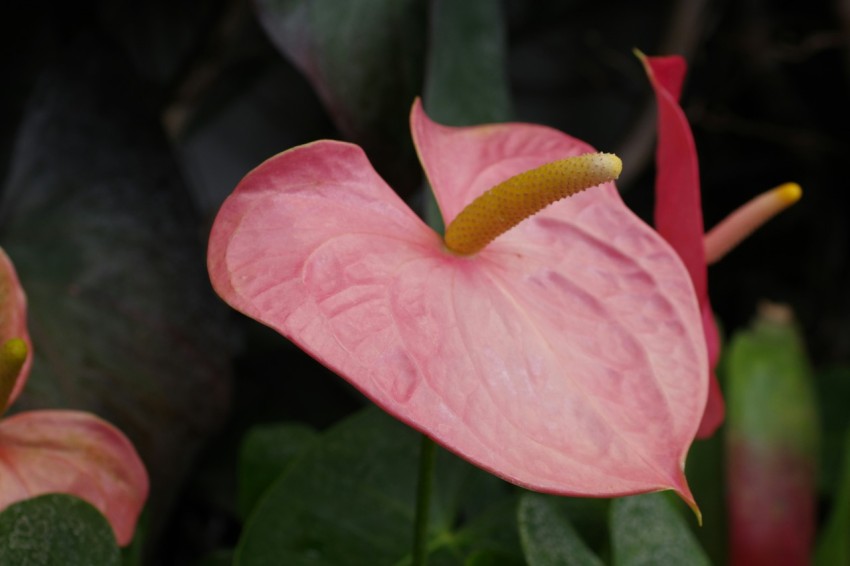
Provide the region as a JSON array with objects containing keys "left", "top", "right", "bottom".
[{"left": 671, "top": 470, "right": 702, "bottom": 526}]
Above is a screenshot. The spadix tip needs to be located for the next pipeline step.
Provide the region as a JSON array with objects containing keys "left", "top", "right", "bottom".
[
  {"left": 0, "top": 338, "right": 28, "bottom": 414},
  {"left": 0, "top": 338, "right": 27, "bottom": 367},
  {"left": 595, "top": 152, "right": 623, "bottom": 181},
  {"left": 774, "top": 182, "right": 802, "bottom": 206}
]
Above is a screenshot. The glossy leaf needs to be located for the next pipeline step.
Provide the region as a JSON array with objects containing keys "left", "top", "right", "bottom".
[
  {"left": 725, "top": 306, "right": 819, "bottom": 566},
  {"left": 518, "top": 493, "right": 603, "bottom": 566},
  {"left": 0, "top": 39, "right": 231, "bottom": 525},
  {"left": 610, "top": 493, "right": 710, "bottom": 566},
  {"left": 0, "top": 494, "right": 120, "bottom": 565},
  {"left": 640, "top": 53, "right": 724, "bottom": 438},
  {"left": 237, "top": 423, "right": 318, "bottom": 519},
  {"left": 236, "top": 407, "right": 522, "bottom": 565},
  {"left": 210, "top": 100, "right": 707, "bottom": 501}
]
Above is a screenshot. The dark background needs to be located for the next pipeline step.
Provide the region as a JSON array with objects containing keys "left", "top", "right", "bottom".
[{"left": 1, "top": 0, "right": 847, "bottom": 562}]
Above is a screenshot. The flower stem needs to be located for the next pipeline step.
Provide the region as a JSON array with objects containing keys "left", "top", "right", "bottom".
[{"left": 412, "top": 435, "right": 436, "bottom": 566}]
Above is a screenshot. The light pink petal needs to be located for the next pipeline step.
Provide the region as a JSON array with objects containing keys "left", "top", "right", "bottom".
[
  {"left": 0, "top": 410, "right": 149, "bottom": 546},
  {"left": 641, "top": 54, "right": 724, "bottom": 437},
  {"left": 209, "top": 136, "right": 708, "bottom": 502},
  {"left": 208, "top": 141, "right": 436, "bottom": 323},
  {"left": 0, "top": 248, "right": 33, "bottom": 407},
  {"left": 411, "top": 98, "right": 598, "bottom": 226}
]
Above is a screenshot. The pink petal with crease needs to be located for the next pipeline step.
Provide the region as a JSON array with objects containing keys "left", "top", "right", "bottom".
[
  {"left": 641, "top": 54, "right": 724, "bottom": 438},
  {"left": 208, "top": 106, "right": 708, "bottom": 502},
  {"left": 0, "top": 410, "right": 149, "bottom": 546},
  {"left": 0, "top": 248, "right": 32, "bottom": 407}
]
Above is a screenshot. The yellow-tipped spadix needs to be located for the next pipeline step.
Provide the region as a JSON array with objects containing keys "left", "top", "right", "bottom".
[
  {"left": 704, "top": 182, "right": 802, "bottom": 264},
  {"left": 0, "top": 337, "right": 27, "bottom": 414},
  {"left": 444, "top": 153, "right": 622, "bottom": 255}
]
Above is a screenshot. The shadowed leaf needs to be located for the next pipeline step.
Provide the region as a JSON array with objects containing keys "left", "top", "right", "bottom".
[{"left": 0, "top": 38, "right": 232, "bottom": 536}]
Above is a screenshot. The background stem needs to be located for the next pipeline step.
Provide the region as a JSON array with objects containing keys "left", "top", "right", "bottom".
[{"left": 412, "top": 435, "right": 437, "bottom": 566}]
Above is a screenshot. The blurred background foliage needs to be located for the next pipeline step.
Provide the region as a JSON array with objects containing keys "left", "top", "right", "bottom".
[{"left": 0, "top": 0, "right": 848, "bottom": 563}]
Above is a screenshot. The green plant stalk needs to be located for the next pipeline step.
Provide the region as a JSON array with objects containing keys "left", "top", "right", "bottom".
[{"left": 412, "top": 435, "right": 437, "bottom": 566}]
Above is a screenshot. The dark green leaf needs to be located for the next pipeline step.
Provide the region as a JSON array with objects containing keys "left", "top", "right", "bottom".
[
  {"left": 196, "top": 548, "right": 237, "bottom": 566},
  {"left": 236, "top": 408, "right": 418, "bottom": 566},
  {"left": 815, "top": 366, "right": 850, "bottom": 492},
  {"left": 236, "top": 407, "right": 521, "bottom": 565},
  {"left": 97, "top": 0, "right": 221, "bottom": 84},
  {"left": 815, "top": 428, "right": 850, "bottom": 566},
  {"left": 237, "top": 423, "right": 319, "bottom": 519},
  {"left": 610, "top": 493, "right": 710, "bottom": 566},
  {"left": 0, "top": 38, "right": 232, "bottom": 531},
  {"left": 0, "top": 494, "right": 120, "bottom": 566},
  {"left": 423, "top": 0, "right": 512, "bottom": 125},
  {"left": 518, "top": 493, "right": 604, "bottom": 566},
  {"left": 255, "top": 0, "right": 427, "bottom": 196}
]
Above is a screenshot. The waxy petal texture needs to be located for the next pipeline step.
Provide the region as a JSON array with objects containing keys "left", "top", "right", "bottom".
[
  {"left": 641, "top": 55, "right": 724, "bottom": 438},
  {"left": 209, "top": 106, "right": 708, "bottom": 501},
  {"left": 0, "top": 249, "right": 32, "bottom": 408},
  {"left": 0, "top": 410, "right": 149, "bottom": 545}
]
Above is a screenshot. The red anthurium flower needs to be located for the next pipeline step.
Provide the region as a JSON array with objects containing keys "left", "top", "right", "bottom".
[
  {"left": 208, "top": 99, "right": 709, "bottom": 507},
  {"left": 0, "top": 248, "right": 148, "bottom": 546},
  {"left": 640, "top": 54, "right": 801, "bottom": 438}
]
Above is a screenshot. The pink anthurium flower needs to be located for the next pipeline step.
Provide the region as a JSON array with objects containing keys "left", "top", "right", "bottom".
[
  {"left": 0, "top": 248, "right": 148, "bottom": 546},
  {"left": 640, "top": 53, "right": 801, "bottom": 438},
  {"left": 208, "top": 99, "right": 710, "bottom": 508}
]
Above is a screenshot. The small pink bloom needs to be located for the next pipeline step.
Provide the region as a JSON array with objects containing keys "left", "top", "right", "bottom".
[
  {"left": 208, "top": 100, "right": 710, "bottom": 505},
  {"left": 0, "top": 248, "right": 148, "bottom": 546}
]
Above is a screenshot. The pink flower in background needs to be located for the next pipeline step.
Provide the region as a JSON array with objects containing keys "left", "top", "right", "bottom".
[
  {"left": 641, "top": 53, "right": 802, "bottom": 438},
  {"left": 208, "top": 99, "right": 709, "bottom": 506},
  {"left": 0, "top": 248, "right": 148, "bottom": 546}
]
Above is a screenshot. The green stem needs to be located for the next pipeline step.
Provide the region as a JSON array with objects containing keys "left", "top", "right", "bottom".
[{"left": 412, "top": 435, "right": 437, "bottom": 566}]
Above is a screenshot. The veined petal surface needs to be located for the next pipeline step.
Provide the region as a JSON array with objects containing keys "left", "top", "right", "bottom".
[
  {"left": 209, "top": 115, "right": 708, "bottom": 501},
  {"left": 641, "top": 54, "right": 724, "bottom": 438},
  {"left": 0, "top": 410, "right": 149, "bottom": 546}
]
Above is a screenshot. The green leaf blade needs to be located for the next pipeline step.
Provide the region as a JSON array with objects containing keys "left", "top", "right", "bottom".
[
  {"left": 610, "top": 493, "right": 711, "bottom": 566},
  {"left": 518, "top": 493, "right": 604, "bottom": 566},
  {"left": 0, "top": 494, "right": 120, "bottom": 566}
]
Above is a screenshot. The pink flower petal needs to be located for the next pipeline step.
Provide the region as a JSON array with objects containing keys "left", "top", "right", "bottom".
[
  {"left": 0, "top": 410, "right": 149, "bottom": 546},
  {"left": 641, "top": 54, "right": 724, "bottom": 438},
  {"left": 0, "top": 248, "right": 33, "bottom": 409},
  {"left": 209, "top": 114, "right": 709, "bottom": 503},
  {"left": 411, "top": 99, "right": 594, "bottom": 225}
]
